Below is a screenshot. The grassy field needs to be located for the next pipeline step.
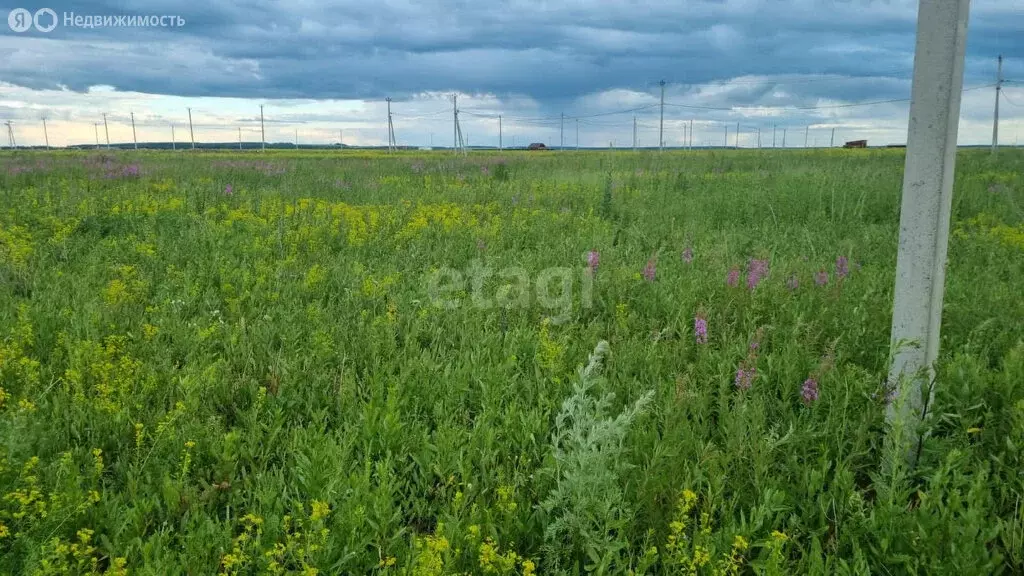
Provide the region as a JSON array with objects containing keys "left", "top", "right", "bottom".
[{"left": 0, "top": 148, "right": 1022, "bottom": 575}]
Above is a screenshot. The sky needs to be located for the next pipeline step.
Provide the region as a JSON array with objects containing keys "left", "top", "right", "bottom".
[{"left": 0, "top": 0, "right": 1022, "bottom": 148}]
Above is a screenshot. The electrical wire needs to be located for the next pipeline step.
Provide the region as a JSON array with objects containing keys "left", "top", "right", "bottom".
[{"left": 1001, "top": 88, "right": 1023, "bottom": 107}]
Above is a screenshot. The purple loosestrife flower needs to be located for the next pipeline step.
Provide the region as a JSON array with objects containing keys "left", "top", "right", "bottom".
[
  {"left": 586, "top": 251, "right": 600, "bottom": 275},
  {"left": 643, "top": 258, "right": 657, "bottom": 282},
  {"left": 682, "top": 246, "right": 694, "bottom": 264},
  {"left": 815, "top": 270, "right": 829, "bottom": 287},
  {"left": 224, "top": 184, "right": 233, "bottom": 196},
  {"left": 747, "top": 259, "right": 770, "bottom": 290},
  {"left": 835, "top": 256, "right": 849, "bottom": 279},
  {"left": 734, "top": 367, "right": 756, "bottom": 390},
  {"left": 694, "top": 315, "right": 708, "bottom": 344},
  {"left": 801, "top": 378, "right": 819, "bottom": 404},
  {"left": 786, "top": 274, "right": 799, "bottom": 291},
  {"left": 726, "top": 267, "right": 740, "bottom": 287}
]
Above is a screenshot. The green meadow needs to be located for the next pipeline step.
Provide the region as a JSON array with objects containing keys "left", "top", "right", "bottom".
[{"left": 0, "top": 148, "right": 1022, "bottom": 575}]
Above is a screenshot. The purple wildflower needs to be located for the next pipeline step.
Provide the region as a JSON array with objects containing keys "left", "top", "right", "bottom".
[
  {"left": 480, "top": 166, "right": 490, "bottom": 176},
  {"left": 477, "top": 239, "right": 486, "bottom": 252},
  {"left": 224, "top": 184, "right": 233, "bottom": 196},
  {"left": 643, "top": 258, "right": 657, "bottom": 282},
  {"left": 815, "top": 270, "right": 829, "bottom": 287},
  {"left": 747, "top": 259, "right": 770, "bottom": 290},
  {"left": 694, "top": 315, "right": 708, "bottom": 345},
  {"left": 835, "top": 256, "right": 849, "bottom": 279},
  {"left": 786, "top": 274, "right": 799, "bottom": 291},
  {"left": 726, "top": 267, "right": 740, "bottom": 287},
  {"left": 682, "top": 246, "right": 693, "bottom": 264},
  {"left": 735, "top": 367, "right": 756, "bottom": 390},
  {"left": 586, "top": 251, "right": 600, "bottom": 275},
  {"left": 801, "top": 378, "right": 819, "bottom": 404}
]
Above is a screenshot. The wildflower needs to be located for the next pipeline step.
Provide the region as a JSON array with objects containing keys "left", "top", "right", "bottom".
[
  {"left": 224, "top": 184, "right": 233, "bottom": 196},
  {"left": 681, "top": 246, "right": 693, "bottom": 264},
  {"left": 586, "top": 250, "right": 600, "bottom": 274},
  {"left": 726, "top": 267, "right": 740, "bottom": 287},
  {"left": 814, "top": 270, "right": 829, "bottom": 286},
  {"left": 801, "top": 378, "right": 819, "bottom": 404},
  {"left": 835, "top": 255, "right": 849, "bottom": 279},
  {"left": 476, "top": 239, "right": 486, "bottom": 252},
  {"left": 786, "top": 274, "right": 799, "bottom": 291},
  {"left": 643, "top": 257, "right": 657, "bottom": 282},
  {"left": 734, "top": 367, "right": 756, "bottom": 390},
  {"left": 310, "top": 500, "right": 330, "bottom": 521},
  {"left": 747, "top": 258, "right": 769, "bottom": 290},
  {"left": 694, "top": 315, "right": 708, "bottom": 344}
]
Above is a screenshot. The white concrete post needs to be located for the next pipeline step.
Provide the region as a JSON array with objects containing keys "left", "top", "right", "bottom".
[{"left": 886, "top": 0, "right": 971, "bottom": 463}]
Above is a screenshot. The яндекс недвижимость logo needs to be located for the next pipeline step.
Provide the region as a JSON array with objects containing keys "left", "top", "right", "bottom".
[
  {"left": 7, "top": 8, "right": 185, "bottom": 32},
  {"left": 8, "top": 8, "right": 57, "bottom": 33}
]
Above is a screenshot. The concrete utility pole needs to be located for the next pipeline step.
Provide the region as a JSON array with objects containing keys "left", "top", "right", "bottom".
[
  {"left": 830, "top": 128, "right": 836, "bottom": 148},
  {"left": 633, "top": 115, "right": 638, "bottom": 151},
  {"left": 757, "top": 127, "right": 761, "bottom": 148},
  {"left": 94, "top": 123, "right": 100, "bottom": 149},
  {"left": 42, "top": 118, "right": 49, "bottom": 150},
  {"left": 187, "top": 108, "right": 195, "bottom": 150},
  {"left": 782, "top": 128, "right": 787, "bottom": 148},
  {"left": 560, "top": 113, "right": 565, "bottom": 150},
  {"left": 992, "top": 54, "right": 1003, "bottom": 154},
  {"left": 260, "top": 105, "right": 265, "bottom": 152},
  {"left": 724, "top": 125, "right": 728, "bottom": 148},
  {"left": 238, "top": 127, "right": 243, "bottom": 150},
  {"left": 171, "top": 125, "right": 176, "bottom": 150},
  {"left": 689, "top": 118, "right": 693, "bottom": 150},
  {"left": 103, "top": 113, "right": 110, "bottom": 149},
  {"left": 5, "top": 121, "right": 14, "bottom": 148},
  {"left": 576, "top": 119, "right": 579, "bottom": 150},
  {"left": 772, "top": 123, "right": 776, "bottom": 148},
  {"left": 659, "top": 79, "right": 666, "bottom": 151},
  {"left": 498, "top": 115, "right": 502, "bottom": 151},
  {"left": 452, "top": 93, "right": 458, "bottom": 153},
  {"left": 805, "top": 125, "right": 810, "bottom": 148},
  {"left": 131, "top": 111, "right": 137, "bottom": 150},
  {"left": 735, "top": 122, "right": 740, "bottom": 148},
  {"left": 886, "top": 0, "right": 971, "bottom": 466},
  {"left": 386, "top": 97, "right": 395, "bottom": 153}
]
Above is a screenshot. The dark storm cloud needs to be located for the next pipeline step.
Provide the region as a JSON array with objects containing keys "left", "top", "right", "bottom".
[{"left": 0, "top": 0, "right": 1021, "bottom": 111}]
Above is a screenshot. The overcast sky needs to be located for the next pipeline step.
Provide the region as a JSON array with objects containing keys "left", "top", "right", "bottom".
[{"left": 1, "top": 0, "right": 1022, "bottom": 148}]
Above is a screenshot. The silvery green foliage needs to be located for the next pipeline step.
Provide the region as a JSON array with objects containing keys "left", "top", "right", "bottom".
[{"left": 540, "top": 340, "right": 654, "bottom": 573}]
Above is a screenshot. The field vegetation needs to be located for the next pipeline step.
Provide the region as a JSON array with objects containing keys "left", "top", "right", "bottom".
[{"left": 0, "top": 148, "right": 1022, "bottom": 574}]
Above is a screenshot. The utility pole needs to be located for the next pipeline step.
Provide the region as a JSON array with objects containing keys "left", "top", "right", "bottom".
[
  {"left": 187, "top": 107, "right": 195, "bottom": 150},
  {"left": 659, "top": 79, "right": 666, "bottom": 151},
  {"left": 576, "top": 119, "right": 579, "bottom": 150},
  {"left": 633, "top": 115, "right": 638, "bottom": 151},
  {"left": 992, "top": 54, "right": 1003, "bottom": 154},
  {"left": 757, "top": 127, "right": 761, "bottom": 148},
  {"left": 830, "top": 127, "right": 836, "bottom": 148},
  {"left": 94, "top": 123, "right": 100, "bottom": 149},
  {"left": 42, "top": 118, "right": 49, "bottom": 150},
  {"left": 736, "top": 122, "right": 740, "bottom": 148},
  {"left": 886, "top": 0, "right": 970, "bottom": 466},
  {"left": 772, "top": 123, "right": 776, "bottom": 148},
  {"left": 131, "top": 111, "right": 137, "bottom": 150},
  {"left": 260, "top": 105, "right": 265, "bottom": 152},
  {"left": 805, "top": 125, "right": 809, "bottom": 148},
  {"left": 5, "top": 121, "right": 14, "bottom": 149},
  {"left": 689, "top": 119, "right": 693, "bottom": 150},
  {"left": 498, "top": 115, "right": 502, "bottom": 151},
  {"left": 294, "top": 129, "right": 298, "bottom": 149},
  {"left": 171, "top": 125, "right": 176, "bottom": 150},
  {"left": 560, "top": 113, "right": 565, "bottom": 150},
  {"left": 340, "top": 129, "right": 343, "bottom": 147},
  {"left": 452, "top": 93, "right": 458, "bottom": 153},
  {"left": 782, "top": 128, "right": 787, "bottom": 148},
  {"left": 386, "top": 97, "right": 395, "bottom": 153},
  {"left": 238, "top": 127, "right": 242, "bottom": 150},
  {"left": 724, "top": 125, "right": 728, "bottom": 148},
  {"left": 103, "top": 113, "right": 110, "bottom": 149}
]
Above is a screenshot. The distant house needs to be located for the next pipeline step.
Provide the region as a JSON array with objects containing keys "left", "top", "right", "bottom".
[
  {"left": 843, "top": 139, "right": 868, "bottom": 149},
  {"left": 527, "top": 142, "right": 547, "bottom": 150}
]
